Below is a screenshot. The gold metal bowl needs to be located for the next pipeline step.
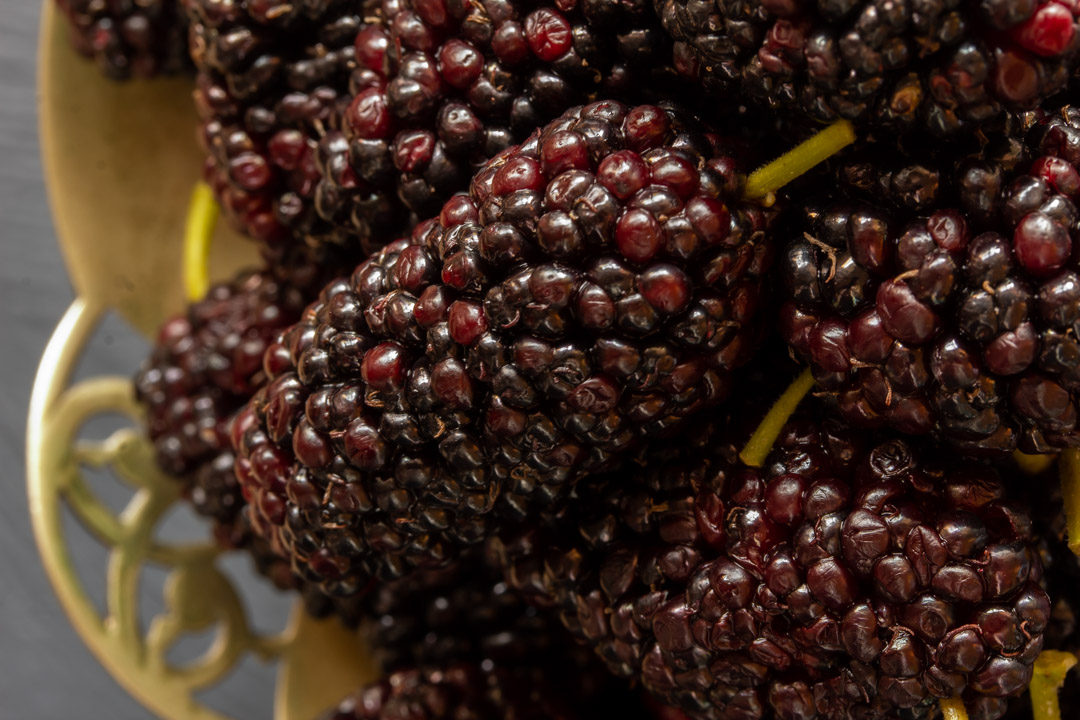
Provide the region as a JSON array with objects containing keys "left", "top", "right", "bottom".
[{"left": 30, "top": 4, "right": 377, "bottom": 718}]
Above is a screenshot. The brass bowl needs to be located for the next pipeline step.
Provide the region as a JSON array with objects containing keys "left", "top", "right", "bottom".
[{"left": 30, "top": 4, "right": 377, "bottom": 718}]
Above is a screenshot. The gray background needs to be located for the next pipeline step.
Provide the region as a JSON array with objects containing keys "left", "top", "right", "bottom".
[{"left": 1, "top": 5, "right": 291, "bottom": 718}]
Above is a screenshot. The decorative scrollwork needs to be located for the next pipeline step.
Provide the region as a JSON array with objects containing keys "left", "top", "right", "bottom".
[
  {"left": 35, "top": 5, "right": 376, "bottom": 713},
  {"left": 27, "top": 300, "right": 375, "bottom": 720}
]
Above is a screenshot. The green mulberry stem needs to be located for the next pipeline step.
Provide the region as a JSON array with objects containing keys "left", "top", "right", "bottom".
[
  {"left": 743, "top": 119, "right": 856, "bottom": 204},
  {"left": 1060, "top": 450, "right": 1080, "bottom": 557},
  {"left": 1030, "top": 650, "right": 1077, "bottom": 720},
  {"left": 939, "top": 697, "right": 968, "bottom": 720},
  {"left": 1014, "top": 450, "right": 1057, "bottom": 476},
  {"left": 739, "top": 368, "right": 815, "bottom": 468},
  {"left": 183, "top": 183, "right": 219, "bottom": 302}
]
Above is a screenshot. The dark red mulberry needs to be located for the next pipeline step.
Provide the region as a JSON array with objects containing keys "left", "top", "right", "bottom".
[
  {"left": 55, "top": 0, "right": 189, "bottom": 79},
  {"left": 234, "top": 101, "right": 776, "bottom": 594},
  {"left": 781, "top": 107, "right": 1080, "bottom": 454},
  {"left": 315, "top": 0, "right": 687, "bottom": 242},
  {"left": 134, "top": 243, "right": 357, "bottom": 613},
  {"left": 136, "top": 263, "right": 310, "bottom": 482},
  {"left": 656, "top": 0, "right": 1080, "bottom": 136},
  {"left": 186, "top": 0, "right": 379, "bottom": 248},
  {"left": 493, "top": 412, "right": 1048, "bottom": 720}
]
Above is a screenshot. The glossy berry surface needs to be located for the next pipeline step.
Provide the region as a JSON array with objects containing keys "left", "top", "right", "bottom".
[
  {"left": 186, "top": 0, "right": 376, "bottom": 248},
  {"left": 234, "top": 101, "right": 775, "bottom": 595},
  {"left": 494, "top": 415, "right": 1048, "bottom": 720},
  {"left": 656, "top": 0, "right": 1080, "bottom": 136},
  {"left": 314, "top": 0, "right": 684, "bottom": 241},
  {"left": 323, "top": 659, "right": 632, "bottom": 720},
  {"left": 56, "top": 0, "right": 189, "bottom": 79},
  {"left": 133, "top": 245, "right": 356, "bottom": 603},
  {"left": 329, "top": 548, "right": 652, "bottom": 719},
  {"left": 781, "top": 107, "right": 1080, "bottom": 454},
  {"left": 363, "top": 553, "right": 555, "bottom": 671}
]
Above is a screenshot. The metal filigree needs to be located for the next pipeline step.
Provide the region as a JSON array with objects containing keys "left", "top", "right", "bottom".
[
  {"left": 29, "top": 299, "right": 263, "bottom": 720},
  {"left": 26, "top": 299, "right": 375, "bottom": 720},
  {"left": 34, "top": 2, "right": 377, "bottom": 715}
]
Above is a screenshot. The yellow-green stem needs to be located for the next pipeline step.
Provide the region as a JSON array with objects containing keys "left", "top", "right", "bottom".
[
  {"left": 183, "top": 183, "right": 218, "bottom": 303},
  {"left": 743, "top": 119, "right": 856, "bottom": 203},
  {"left": 1060, "top": 450, "right": 1080, "bottom": 557},
  {"left": 939, "top": 698, "right": 968, "bottom": 720},
  {"left": 739, "top": 368, "right": 815, "bottom": 468},
  {"left": 1030, "top": 650, "right": 1078, "bottom": 720},
  {"left": 1014, "top": 450, "right": 1057, "bottom": 476}
]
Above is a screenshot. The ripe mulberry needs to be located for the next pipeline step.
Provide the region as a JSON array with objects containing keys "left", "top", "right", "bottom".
[
  {"left": 233, "top": 101, "right": 776, "bottom": 594},
  {"left": 656, "top": 0, "right": 1080, "bottom": 136},
  {"left": 56, "top": 0, "right": 189, "bottom": 79},
  {"left": 186, "top": 0, "right": 377, "bottom": 247},
  {"left": 781, "top": 107, "right": 1080, "bottom": 454},
  {"left": 493, "top": 413, "right": 1049, "bottom": 720},
  {"left": 313, "top": 0, "right": 686, "bottom": 241},
  {"left": 136, "top": 268, "right": 307, "bottom": 483},
  {"left": 134, "top": 244, "right": 353, "bottom": 594}
]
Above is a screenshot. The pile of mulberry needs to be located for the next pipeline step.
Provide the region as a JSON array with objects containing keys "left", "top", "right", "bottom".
[{"left": 66, "top": 2, "right": 1080, "bottom": 716}]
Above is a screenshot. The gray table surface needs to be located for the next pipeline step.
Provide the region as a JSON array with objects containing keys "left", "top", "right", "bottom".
[{"left": 1, "top": 5, "right": 292, "bottom": 718}]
